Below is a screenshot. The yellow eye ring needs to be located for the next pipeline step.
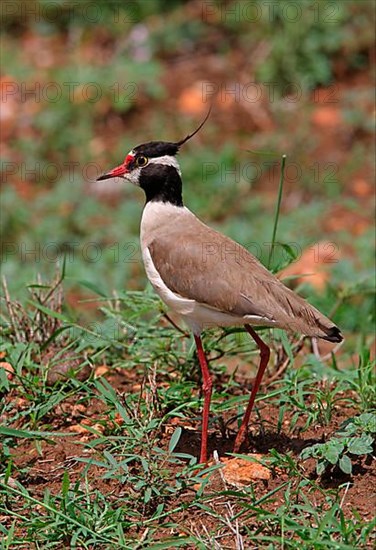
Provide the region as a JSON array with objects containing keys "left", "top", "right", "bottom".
[{"left": 137, "top": 155, "right": 148, "bottom": 167}]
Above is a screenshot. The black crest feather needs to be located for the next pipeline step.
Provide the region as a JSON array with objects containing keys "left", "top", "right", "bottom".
[
  {"left": 132, "top": 106, "right": 212, "bottom": 158},
  {"left": 174, "top": 105, "right": 212, "bottom": 147}
]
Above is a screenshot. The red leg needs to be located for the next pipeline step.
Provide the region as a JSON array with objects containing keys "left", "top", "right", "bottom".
[
  {"left": 194, "top": 334, "right": 213, "bottom": 464},
  {"left": 233, "top": 325, "right": 270, "bottom": 453}
]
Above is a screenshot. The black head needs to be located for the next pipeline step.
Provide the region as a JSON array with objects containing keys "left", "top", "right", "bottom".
[
  {"left": 96, "top": 108, "right": 211, "bottom": 206},
  {"left": 132, "top": 141, "right": 179, "bottom": 158}
]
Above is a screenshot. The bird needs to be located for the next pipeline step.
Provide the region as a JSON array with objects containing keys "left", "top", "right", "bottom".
[{"left": 97, "top": 113, "right": 343, "bottom": 464}]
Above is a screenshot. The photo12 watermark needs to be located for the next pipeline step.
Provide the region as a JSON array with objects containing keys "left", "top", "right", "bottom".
[
  {"left": 201, "top": 2, "right": 342, "bottom": 24},
  {"left": 1, "top": 1, "right": 140, "bottom": 24},
  {"left": 1, "top": 161, "right": 104, "bottom": 184},
  {"left": 2, "top": 80, "right": 340, "bottom": 108},
  {"left": 1, "top": 159, "right": 340, "bottom": 187},
  {"left": 1, "top": 240, "right": 340, "bottom": 266},
  {"left": 2, "top": 81, "right": 139, "bottom": 105},
  {"left": 201, "top": 81, "right": 340, "bottom": 105},
  {"left": 1, "top": 241, "right": 141, "bottom": 265},
  {"left": 201, "top": 160, "right": 339, "bottom": 186},
  {"left": 201, "top": 241, "right": 339, "bottom": 265}
]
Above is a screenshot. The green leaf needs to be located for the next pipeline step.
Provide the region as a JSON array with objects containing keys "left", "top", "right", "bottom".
[
  {"left": 338, "top": 421, "right": 357, "bottom": 436},
  {"left": 144, "top": 486, "right": 152, "bottom": 504},
  {"left": 142, "top": 538, "right": 197, "bottom": 549},
  {"left": 300, "top": 443, "right": 321, "bottom": 460},
  {"left": 0, "top": 427, "right": 75, "bottom": 438},
  {"left": 268, "top": 154, "right": 286, "bottom": 269},
  {"left": 76, "top": 279, "right": 107, "bottom": 297},
  {"left": 339, "top": 455, "right": 352, "bottom": 475},
  {"left": 280, "top": 242, "right": 300, "bottom": 262},
  {"left": 26, "top": 300, "right": 68, "bottom": 322},
  {"left": 358, "top": 412, "right": 376, "bottom": 433},
  {"left": 325, "top": 442, "right": 343, "bottom": 464},
  {"left": 61, "top": 471, "right": 70, "bottom": 496},
  {"left": 316, "top": 460, "right": 327, "bottom": 475},
  {"left": 0, "top": 366, "right": 10, "bottom": 392},
  {"left": 168, "top": 427, "right": 182, "bottom": 454},
  {"left": 347, "top": 435, "right": 373, "bottom": 455}
]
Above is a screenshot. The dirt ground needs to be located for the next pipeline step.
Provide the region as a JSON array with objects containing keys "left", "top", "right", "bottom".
[{"left": 6, "top": 364, "right": 375, "bottom": 536}]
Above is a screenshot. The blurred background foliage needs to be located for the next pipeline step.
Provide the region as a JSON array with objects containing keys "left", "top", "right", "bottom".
[{"left": 1, "top": 0, "right": 375, "bottom": 341}]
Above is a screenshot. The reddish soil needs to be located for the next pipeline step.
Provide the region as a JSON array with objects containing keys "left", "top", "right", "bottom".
[{"left": 4, "top": 364, "right": 375, "bottom": 541}]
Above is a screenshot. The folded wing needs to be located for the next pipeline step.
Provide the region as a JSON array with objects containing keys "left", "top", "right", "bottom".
[{"left": 148, "top": 220, "right": 342, "bottom": 343}]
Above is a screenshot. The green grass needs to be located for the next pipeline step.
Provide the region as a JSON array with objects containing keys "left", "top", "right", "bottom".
[
  {"left": 1, "top": 230, "right": 375, "bottom": 548},
  {"left": 1, "top": 1, "right": 375, "bottom": 547}
]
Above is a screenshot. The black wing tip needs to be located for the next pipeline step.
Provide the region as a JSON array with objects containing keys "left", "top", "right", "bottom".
[{"left": 322, "top": 325, "right": 343, "bottom": 343}]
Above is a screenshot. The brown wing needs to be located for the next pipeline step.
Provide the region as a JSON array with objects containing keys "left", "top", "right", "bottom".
[{"left": 148, "top": 219, "right": 342, "bottom": 342}]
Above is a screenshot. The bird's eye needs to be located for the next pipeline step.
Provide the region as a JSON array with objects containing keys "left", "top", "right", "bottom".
[{"left": 136, "top": 155, "right": 148, "bottom": 167}]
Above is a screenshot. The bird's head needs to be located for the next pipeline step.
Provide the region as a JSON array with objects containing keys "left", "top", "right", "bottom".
[
  {"left": 96, "top": 109, "right": 211, "bottom": 205},
  {"left": 97, "top": 140, "right": 182, "bottom": 186}
]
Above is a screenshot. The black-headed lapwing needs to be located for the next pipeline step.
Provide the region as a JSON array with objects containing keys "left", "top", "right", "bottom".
[{"left": 97, "top": 115, "right": 343, "bottom": 464}]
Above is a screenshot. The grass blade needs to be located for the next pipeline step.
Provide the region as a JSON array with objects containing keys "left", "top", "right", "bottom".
[{"left": 268, "top": 154, "right": 286, "bottom": 269}]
